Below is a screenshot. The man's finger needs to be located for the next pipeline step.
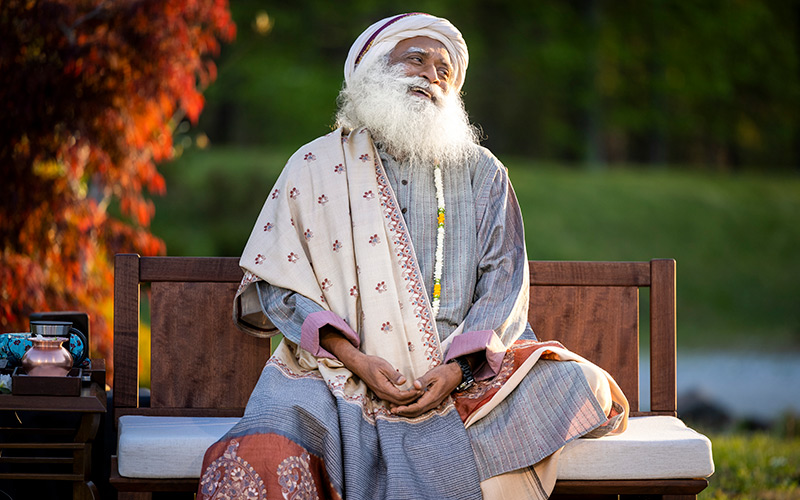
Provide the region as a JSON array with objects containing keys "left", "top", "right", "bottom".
[
  {"left": 378, "top": 384, "right": 423, "bottom": 406},
  {"left": 392, "top": 391, "right": 437, "bottom": 417},
  {"left": 373, "top": 358, "right": 406, "bottom": 386},
  {"left": 391, "top": 370, "right": 407, "bottom": 386},
  {"left": 412, "top": 372, "right": 434, "bottom": 391}
]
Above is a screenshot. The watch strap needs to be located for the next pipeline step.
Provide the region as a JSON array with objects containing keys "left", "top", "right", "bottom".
[{"left": 452, "top": 357, "right": 475, "bottom": 392}]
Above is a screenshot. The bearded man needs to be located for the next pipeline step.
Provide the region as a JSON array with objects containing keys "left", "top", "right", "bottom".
[{"left": 198, "top": 13, "right": 628, "bottom": 500}]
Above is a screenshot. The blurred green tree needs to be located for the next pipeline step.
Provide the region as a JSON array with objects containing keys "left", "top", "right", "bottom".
[
  {"left": 196, "top": 0, "right": 799, "bottom": 170},
  {"left": 0, "top": 0, "right": 235, "bottom": 377}
]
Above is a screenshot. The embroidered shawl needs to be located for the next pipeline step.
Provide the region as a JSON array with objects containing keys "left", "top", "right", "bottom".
[{"left": 238, "top": 127, "right": 450, "bottom": 417}]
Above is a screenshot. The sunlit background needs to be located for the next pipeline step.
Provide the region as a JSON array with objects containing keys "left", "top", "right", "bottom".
[{"left": 2, "top": 1, "right": 799, "bottom": 497}]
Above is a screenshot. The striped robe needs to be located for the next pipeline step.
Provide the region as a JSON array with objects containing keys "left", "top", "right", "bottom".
[{"left": 197, "top": 128, "right": 626, "bottom": 500}]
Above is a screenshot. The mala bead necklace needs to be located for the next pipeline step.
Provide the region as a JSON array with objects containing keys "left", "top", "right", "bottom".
[{"left": 432, "top": 162, "right": 445, "bottom": 318}]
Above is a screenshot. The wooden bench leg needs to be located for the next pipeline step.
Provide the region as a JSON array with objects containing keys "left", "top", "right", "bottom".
[
  {"left": 73, "top": 480, "right": 100, "bottom": 500},
  {"left": 118, "top": 493, "right": 152, "bottom": 500}
]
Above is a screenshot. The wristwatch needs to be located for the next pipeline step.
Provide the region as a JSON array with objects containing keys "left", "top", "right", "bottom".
[{"left": 452, "top": 357, "right": 475, "bottom": 392}]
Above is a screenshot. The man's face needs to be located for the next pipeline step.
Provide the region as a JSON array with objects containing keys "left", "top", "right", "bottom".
[
  {"left": 336, "top": 34, "right": 477, "bottom": 166},
  {"left": 387, "top": 36, "right": 454, "bottom": 101}
]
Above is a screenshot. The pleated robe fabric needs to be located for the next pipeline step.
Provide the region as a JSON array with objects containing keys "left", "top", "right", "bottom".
[{"left": 197, "top": 128, "right": 626, "bottom": 500}]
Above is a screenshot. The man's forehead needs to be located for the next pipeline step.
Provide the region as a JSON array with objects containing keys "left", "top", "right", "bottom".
[{"left": 392, "top": 36, "right": 452, "bottom": 65}]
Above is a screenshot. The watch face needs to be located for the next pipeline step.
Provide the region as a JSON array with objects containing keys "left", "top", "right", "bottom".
[{"left": 456, "top": 379, "right": 474, "bottom": 393}]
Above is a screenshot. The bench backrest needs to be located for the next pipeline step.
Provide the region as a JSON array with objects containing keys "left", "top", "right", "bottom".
[{"left": 113, "top": 255, "right": 676, "bottom": 419}]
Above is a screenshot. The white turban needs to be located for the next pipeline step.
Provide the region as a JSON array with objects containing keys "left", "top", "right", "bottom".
[{"left": 344, "top": 13, "right": 469, "bottom": 92}]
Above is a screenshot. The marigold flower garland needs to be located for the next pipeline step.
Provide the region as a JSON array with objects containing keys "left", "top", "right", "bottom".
[{"left": 432, "top": 163, "right": 445, "bottom": 319}]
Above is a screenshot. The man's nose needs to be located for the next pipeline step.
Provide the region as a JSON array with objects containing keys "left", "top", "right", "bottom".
[{"left": 419, "top": 63, "right": 440, "bottom": 85}]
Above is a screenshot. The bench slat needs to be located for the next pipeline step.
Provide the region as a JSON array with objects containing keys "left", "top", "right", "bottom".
[
  {"left": 552, "top": 478, "right": 708, "bottom": 495},
  {"left": 114, "top": 408, "right": 245, "bottom": 418},
  {"left": 114, "top": 254, "right": 142, "bottom": 409},
  {"left": 150, "top": 281, "right": 271, "bottom": 409},
  {"left": 530, "top": 261, "right": 650, "bottom": 287},
  {"left": 140, "top": 256, "right": 241, "bottom": 282},
  {"left": 529, "top": 285, "right": 640, "bottom": 411},
  {"left": 650, "top": 258, "right": 677, "bottom": 414}
]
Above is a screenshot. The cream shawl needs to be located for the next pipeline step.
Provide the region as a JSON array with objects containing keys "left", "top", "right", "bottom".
[{"left": 237, "top": 127, "right": 448, "bottom": 418}]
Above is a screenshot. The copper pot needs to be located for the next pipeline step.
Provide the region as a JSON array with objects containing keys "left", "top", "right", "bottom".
[{"left": 21, "top": 335, "right": 73, "bottom": 376}]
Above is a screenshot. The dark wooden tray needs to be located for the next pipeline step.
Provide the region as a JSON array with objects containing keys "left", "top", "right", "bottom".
[{"left": 11, "top": 367, "right": 82, "bottom": 396}]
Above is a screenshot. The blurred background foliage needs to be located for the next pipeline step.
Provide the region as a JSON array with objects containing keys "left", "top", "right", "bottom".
[
  {"left": 154, "top": 0, "right": 800, "bottom": 352},
  {"left": 193, "top": 0, "right": 799, "bottom": 168}
]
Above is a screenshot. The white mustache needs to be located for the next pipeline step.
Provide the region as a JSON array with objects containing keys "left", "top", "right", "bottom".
[{"left": 400, "top": 76, "right": 445, "bottom": 104}]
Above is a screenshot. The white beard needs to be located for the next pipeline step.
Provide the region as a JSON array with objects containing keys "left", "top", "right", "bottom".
[{"left": 335, "top": 58, "right": 480, "bottom": 168}]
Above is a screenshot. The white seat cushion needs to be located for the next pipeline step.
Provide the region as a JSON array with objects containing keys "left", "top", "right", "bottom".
[
  {"left": 117, "top": 415, "right": 714, "bottom": 480},
  {"left": 117, "top": 415, "right": 239, "bottom": 478},
  {"left": 558, "top": 416, "right": 715, "bottom": 479}
]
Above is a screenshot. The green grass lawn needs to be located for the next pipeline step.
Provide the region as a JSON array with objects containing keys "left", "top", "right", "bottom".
[
  {"left": 701, "top": 428, "right": 800, "bottom": 499},
  {"left": 154, "top": 147, "right": 800, "bottom": 351}
]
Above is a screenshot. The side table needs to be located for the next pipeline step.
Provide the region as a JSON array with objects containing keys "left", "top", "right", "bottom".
[{"left": 0, "top": 359, "right": 107, "bottom": 500}]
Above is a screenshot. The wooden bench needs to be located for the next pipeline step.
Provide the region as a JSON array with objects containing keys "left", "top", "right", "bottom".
[{"left": 109, "top": 254, "right": 712, "bottom": 499}]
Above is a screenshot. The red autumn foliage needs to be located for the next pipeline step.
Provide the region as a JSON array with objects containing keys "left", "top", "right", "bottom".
[{"left": 0, "top": 0, "right": 235, "bottom": 382}]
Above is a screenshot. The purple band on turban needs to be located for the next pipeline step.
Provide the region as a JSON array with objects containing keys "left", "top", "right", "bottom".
[{"left": 354, "top": 12, "right": 427, "bottom": 68}]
